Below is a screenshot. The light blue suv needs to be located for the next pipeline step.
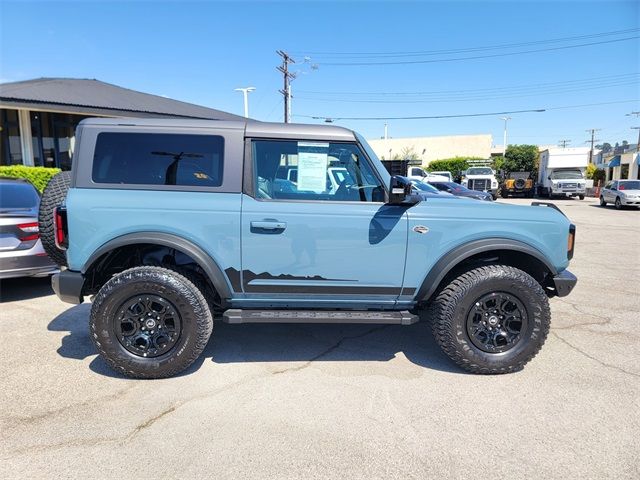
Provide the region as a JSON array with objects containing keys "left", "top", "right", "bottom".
[{"left": 42, "top": 118, "right": 577, "bottom": 378}]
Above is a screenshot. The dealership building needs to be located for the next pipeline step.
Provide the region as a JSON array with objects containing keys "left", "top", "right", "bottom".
[{"left": 0, "top": 78, "right": 243, "bottom": 169}]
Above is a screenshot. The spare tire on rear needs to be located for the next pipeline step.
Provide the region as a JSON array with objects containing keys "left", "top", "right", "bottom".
[{"left": 38, "top": 171, "right": 71, "bottom": 267}]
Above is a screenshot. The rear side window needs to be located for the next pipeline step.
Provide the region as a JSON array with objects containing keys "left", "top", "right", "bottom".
[
  {"left": 0, "top": 182, "right": 39, "bottom": 209},
  {"left": 92, "top": 132, "right": 224, "bottom": 187}
]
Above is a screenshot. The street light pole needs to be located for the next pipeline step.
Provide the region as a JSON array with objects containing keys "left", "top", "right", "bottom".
[
  {"left": 234, "top": 87, "right": 255, "bottom": 118},
  {"left": 500, "top": 116, "right": 511, "bottom": 157}
]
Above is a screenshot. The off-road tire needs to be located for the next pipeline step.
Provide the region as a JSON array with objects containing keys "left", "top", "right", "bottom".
[
  {"left": 90, "top": 266, "right": 213, "bottom": 379},
  {"left": 600, "top": 196, "right": 606, "bottom": 207},
  {"left": 429, "top": 265, "right": 551, "bottom": 374},
  {"left": 38, "top": 171, "right": 71, "bottom": 267}
]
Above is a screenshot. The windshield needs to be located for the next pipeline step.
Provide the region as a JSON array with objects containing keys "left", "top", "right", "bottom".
[
  {"left": 466, "top": 167, "right": 493, "bottom": 175},
  {"left": 411, "top": 180, "right": 439, "bottom": 193},
  {"left": 355, "top": 132, "right": 391, "bottom": 187},
  {"left": 551, "top": 170, "right": 583, "bottom": 180},
  {"left": 0, "top": 182, "right": 39, "bottom": 210},
  {"left": 619, "top": 180, "right": 640, "bottom": 190}
]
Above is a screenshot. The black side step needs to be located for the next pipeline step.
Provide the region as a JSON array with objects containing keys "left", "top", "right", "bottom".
[{"left": 222, "top": 309, "right": 419, "bottom": 325}]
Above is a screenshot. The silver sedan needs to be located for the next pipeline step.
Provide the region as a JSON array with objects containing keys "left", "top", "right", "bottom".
[
  {"left": 600, "top": 180, "right": 640, "bottom": 209},
  {"left": 0, "top": 178, "right": 58, "bottom": 279}
]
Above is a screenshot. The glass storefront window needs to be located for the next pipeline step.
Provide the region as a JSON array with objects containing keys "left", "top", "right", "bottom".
[
  {"left": 30, "top": 111, "right": 90, "bottom": 170},
  {"left": 0, "top": 109, "right": 23, "bottom": 166}
]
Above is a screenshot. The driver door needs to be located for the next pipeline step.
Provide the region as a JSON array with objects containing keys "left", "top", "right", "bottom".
[{"left": 239, "top": 138, "right": 408, "bottom": 307}]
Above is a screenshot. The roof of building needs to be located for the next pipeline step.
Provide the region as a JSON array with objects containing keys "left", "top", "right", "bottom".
[{"left": 0, "top": 78, "right": 245, "bottom": 121}]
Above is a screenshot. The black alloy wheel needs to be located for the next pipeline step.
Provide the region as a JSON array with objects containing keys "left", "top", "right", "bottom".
[
  {"left": 466, "top": 292, "right": 527, "bottom": 353},
  {"left": 115, "top": 294, "right": 182, "bottom": 358}
]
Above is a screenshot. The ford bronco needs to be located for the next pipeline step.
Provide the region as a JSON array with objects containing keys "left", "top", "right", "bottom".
[{"left": 41, "top": 118, "right": 577, "bottom": 378}]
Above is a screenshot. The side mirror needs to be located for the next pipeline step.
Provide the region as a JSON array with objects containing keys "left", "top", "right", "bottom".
[{"left": 388, "top": 176, "right": 419, "bottom": 205}]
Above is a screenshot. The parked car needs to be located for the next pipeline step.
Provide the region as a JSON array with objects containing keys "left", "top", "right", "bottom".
[
  {"left": 600, "top": 180, "right": 640, "bottom": 209},
  {"left": 409, "top": 179, "right": 456, "bottom": 198},
  {"left": 0, "top": 178, "right": 57, "bottom": 279},
  {"left": 428, "top": 181, "right": 493, "bottom": 201},
  {"left": 501, "top": 172, "right": 535, "bottom": 198},
  {"left": 43, "top": 118, "right": 577, "bottom": 378}
]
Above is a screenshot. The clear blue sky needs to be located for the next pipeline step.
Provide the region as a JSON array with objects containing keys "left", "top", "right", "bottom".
[{"left": 1, "top": 0, "right": 638, "bottom": 147}]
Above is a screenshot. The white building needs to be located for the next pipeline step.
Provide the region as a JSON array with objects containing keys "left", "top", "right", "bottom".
[{"left": 367, "top": 134, "right": 492, "bottom": 164}]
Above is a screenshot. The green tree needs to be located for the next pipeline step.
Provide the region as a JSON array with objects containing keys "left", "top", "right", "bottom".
[{"left": 503, "top": 145, "right": 538, "bottom": 173}]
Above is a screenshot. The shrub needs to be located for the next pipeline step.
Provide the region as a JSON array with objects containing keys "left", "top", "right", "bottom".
[
  {"left": 0, "top": 165, "right": 61, "bottom": 193},
  {"left": 427, "top": 157, "right": 480, "bottom": 176}
]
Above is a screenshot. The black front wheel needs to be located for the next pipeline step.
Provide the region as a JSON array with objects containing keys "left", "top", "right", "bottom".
[
  {"left": 429, "top": 265, "right": 551, "bottom": 374},
  {"left": 615, "top": 197, "right": 622, "bottom": 210},
  {"left": 90, "top": 267, "right": 213, "bottom": 378}
]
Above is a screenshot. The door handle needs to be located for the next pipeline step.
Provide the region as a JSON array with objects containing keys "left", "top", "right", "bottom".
[{"left": 250, "top": 220, "right": 287, "bottom": 231}]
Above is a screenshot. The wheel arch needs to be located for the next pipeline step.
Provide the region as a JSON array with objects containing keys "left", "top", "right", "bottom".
[
  {"left": 416, "top": 238, "right": 558, "bottom": 303},
  {"left": 82, "top": 232, "right": 232, "bottom": 301}
]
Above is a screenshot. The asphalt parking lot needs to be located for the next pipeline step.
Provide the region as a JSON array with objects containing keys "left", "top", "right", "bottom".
[{"left": 1, "top": 197, "right": 638, "bottom": 479}]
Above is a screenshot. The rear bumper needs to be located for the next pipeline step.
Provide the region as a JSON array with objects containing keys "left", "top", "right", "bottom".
[
  {"left": 0, "top": 254, "right": 58, "bottom": 280},
  {"left": 51, "top": 269, "right": 85, "bottom": 304},
  {"left": 552, "top": 269, "right": 577, "bottom": 297}
]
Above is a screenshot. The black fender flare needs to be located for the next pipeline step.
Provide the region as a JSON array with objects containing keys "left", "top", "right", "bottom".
[
  {"left": 415, "top": 238, "right": 558, "bottom": 302},
  {"left": 82, "top": 232, "right": 232, "bottom": 300}
]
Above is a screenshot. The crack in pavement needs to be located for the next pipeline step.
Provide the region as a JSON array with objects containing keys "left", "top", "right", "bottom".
[
  {"left": 2, "top": 383, "right": 138, "bottom": 429},
  {"left": 271, "top": 325, "right": 390, "bottom": 375},
  {"left": 551, "top": 332, "right": 640, "bottom": 378},
  {"left": 3, "top": 371, "right": 270, "bottom": 458}
]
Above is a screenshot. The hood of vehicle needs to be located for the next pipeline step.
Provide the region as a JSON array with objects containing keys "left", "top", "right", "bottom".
[{"left": 464, "top": 174, "right": 495, "bottom": 179}]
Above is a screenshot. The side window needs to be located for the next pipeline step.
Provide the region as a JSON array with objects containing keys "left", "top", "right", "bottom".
[
  {"left": 252, "top": 140, "right": 385, "bottom": 202},
  {"left": 92, "top": 132, "right": 224, "bottom": 187}
]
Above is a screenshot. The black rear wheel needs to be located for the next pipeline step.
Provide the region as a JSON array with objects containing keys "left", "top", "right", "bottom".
[
  {"left": 429, "top": 265, "right": 550, "bottom": 374},
  {"left": 90, "top": 266, "right": 213, "bottom": 378},
  {"left": 38, "top": 171, "right": 71, "bottom": 267}
]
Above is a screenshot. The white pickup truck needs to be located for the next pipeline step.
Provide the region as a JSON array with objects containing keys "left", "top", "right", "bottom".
[{"left": 461, "top": 167, "right": 499, "bottom": 200}]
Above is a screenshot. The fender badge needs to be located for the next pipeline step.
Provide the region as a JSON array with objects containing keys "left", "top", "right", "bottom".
[{"left": 413, "top": 225, "right": 429, "bottom": 234}]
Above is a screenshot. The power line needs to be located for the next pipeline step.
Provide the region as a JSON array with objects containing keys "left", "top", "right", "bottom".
[
  {"left": 289, "top": 28, "right": 639, "bottom": 58},
  {"left": 294, "top": 99, "right": 639, "bottom": 122},
  {"left": 294, "top": 78, "right": 638, "bottom": 104},
  {"left": 295, "top": 73, "right": 639, "bottom": 96},
  {"left": 558, "top": 139, "right": 572, "bottom": 148},
  {"left": 315, "top": 36, "right": 638, "bottom": 66},
  {"left": 295, "top": 108, "right": 546, "bottom": 121}
]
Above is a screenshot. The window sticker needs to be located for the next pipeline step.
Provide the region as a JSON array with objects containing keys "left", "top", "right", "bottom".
[{"left": 297, "top": 142, "right": 329, "bottom": 192}]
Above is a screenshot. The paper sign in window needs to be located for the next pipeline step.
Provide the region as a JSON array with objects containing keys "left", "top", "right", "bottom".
[{"left": 297, "top": 142, "right": 329, "bottom": 192}]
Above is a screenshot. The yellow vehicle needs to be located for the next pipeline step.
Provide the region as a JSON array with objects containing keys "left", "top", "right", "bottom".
[{"left": 501, "top": 172, "right": 535, "bottom": 198}]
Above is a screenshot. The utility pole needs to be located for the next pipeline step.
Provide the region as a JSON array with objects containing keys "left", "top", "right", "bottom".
[
  {"left": 276, "top": 50, "right": 296, "bottom": 123},
  {"left": 627, "top": 112, "right": 640, "bottom": 151},
  {"left": 558, "top": 139, "right": 571, "bottom": 148},
  {"left": 632, "top": 127, "right": 640, "bottom": 152},
  {"left": 500, "top": 117, "right": 511, "bottom": 157},
  {"left": 585, "top": 128, "right": 601, "bottom": 164}
]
